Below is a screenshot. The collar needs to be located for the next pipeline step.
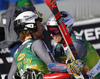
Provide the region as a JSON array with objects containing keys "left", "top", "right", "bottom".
[{"left": 22, "top": 38, "right": 32, "bottom": 45}]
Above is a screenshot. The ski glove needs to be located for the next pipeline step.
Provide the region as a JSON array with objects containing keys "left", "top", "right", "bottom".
[
  {"left": 22, "top": 68, "right": 43, "bottom": 79},
  {"left": 66, "top": 59, "right": 85, "bottom": 75}
]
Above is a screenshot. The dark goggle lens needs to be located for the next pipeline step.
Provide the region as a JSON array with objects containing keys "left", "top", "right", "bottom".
[{"left": 47, "top": 27, "right": 60, "bottom": 35}]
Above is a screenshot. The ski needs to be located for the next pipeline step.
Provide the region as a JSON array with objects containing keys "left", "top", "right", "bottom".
[{"left": 44, "top": 0, "right": 89, "bottom": 79}]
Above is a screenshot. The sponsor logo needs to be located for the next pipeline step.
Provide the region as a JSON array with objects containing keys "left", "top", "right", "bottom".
[
  {"left": 96, "top": 63, "right": 100, "bottom": 70},
  {"left": 18, "top": 53, "right": 25, "bottom": 61},
  {"left": 25, "top": 14, "right": 38, "bottom": 21},
  {"left": 50, "top": 0, "right": 57, "bottom": 11},
  {"left": 74, "top": 27, "right": 100, "bottom": 41},
  {"left": 17, "top": 58, "right": 32, "bottom": 69}
]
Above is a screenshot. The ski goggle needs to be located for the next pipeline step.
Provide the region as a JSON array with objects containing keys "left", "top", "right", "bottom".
[{"left": 47, "top": 26, "right": 60, "bottom": 35}]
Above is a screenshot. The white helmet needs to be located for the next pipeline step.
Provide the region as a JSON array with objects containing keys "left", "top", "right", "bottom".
[
  {"left": 14, "top": 11, "right": 43, "bottom": 34},
  {"left": 46, "top": 11, "right": 74, "bottom": 34}
]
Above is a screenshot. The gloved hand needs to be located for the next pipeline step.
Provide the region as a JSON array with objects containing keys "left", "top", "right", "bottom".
[
  {"left": 23, "top": 68, "right": 43, "bottom": 79},
  {"left": 13, "top": 72, "right": 21, "bottom": 79},
  {"left": 66, "top": 59, "right": 85, "bottom": 75}
]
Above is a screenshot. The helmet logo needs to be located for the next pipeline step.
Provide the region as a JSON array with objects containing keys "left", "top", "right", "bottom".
[
  {"left": 48, "top": 22, "right": 50, "bottom": 25},
  {"left": 25, "top": 24, "right": 34, "bottom": 28},
  {"left": 18, "top": 53, "right": 25, "bottom": 61},
  {"left": 25, "top": 14, "right": 38, "bottom": 21},
  {"left": 24, "top": 2, "right": 29, "bottom": 6}
]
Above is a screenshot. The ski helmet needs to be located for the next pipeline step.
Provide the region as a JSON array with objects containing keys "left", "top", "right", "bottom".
[
  {"left": 46, "top": 11, "right": 74, "bottom": 34},
  {"left": 14, "top": 11, "right": 43, "bottom": 34}
]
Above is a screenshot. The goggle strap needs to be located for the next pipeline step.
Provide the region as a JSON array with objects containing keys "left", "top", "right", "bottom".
[
  {"left": 65, "top": 18, "right": 74, "bottom": 26},
  {"left": 36, "top": 11, "right": 43, "bottom": 19}
]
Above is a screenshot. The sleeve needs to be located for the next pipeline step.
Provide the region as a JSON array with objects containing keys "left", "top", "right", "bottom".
[
  {"left": 72, "top": 40, "right": 87, "bottom": 58},
  {"left": 31, "top": 40, "right": 55, "bottom": 65},
  {"left": 8, "top": 58, "right": 18, "bottom": 79}
]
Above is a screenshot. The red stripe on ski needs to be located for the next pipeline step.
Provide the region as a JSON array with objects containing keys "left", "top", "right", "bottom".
[
  {"left": 55, "top": 12, "right": 61, "bottom": 20},
  {"left": 44, "top": 0, "right": 50, "bottom": 8},
  {"left": 59, "top": 22, "right": 72, "bottom": 44}
]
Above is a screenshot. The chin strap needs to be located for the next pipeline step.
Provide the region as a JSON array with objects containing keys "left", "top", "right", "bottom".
[{"left": 29, "top": 30, "right": 34, "bottom": 39}]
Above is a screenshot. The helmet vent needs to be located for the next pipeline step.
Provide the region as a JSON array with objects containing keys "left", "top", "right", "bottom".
[
  {"left": 63, "top": 14, "right": 68, "bottom": 17},
  {"left": 61, "top": 12, "right": 68, "bottom": 17}
]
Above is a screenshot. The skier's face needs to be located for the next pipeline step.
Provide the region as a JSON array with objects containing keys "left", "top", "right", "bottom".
[
  {"left": 47, "top": 27, "right": 62, "bottom": 43},
  {"left": 50, "top": 33, "right": 62, "bottom": 43}
]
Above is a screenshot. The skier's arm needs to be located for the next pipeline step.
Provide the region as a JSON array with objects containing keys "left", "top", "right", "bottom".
[
  {"left": 31, "top": 40, "right": 85, "bottom": 74},
  {"left": 31, "top": 39, "right": 54, "bottom": 65},
  {"left": 72, "top": 40, "right": 87, "bottom": 58},
  {"left": 8, "top": 58, "right": 18, "bottom": 79},
  {"left": 47, "top": 59, "right": 85, "bottom": 74},
  {"left": 63, "top": 39, "right": 87, "bottom": 60}
]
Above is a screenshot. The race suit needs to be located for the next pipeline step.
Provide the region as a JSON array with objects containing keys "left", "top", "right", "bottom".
[
  {"left": 54, "top": 35, "right": 100, "bottom": 79},
  {"left": 54, "top": 43, "right": 67, "bottom": 63},
  {"left": 14, "top": 39, "right": 50, "bottom": 76},
  {"left": 8, "top": 39, "right": 54, "bottom": 79},
  {"left": 71, "top": 36, "right": 100, "bottom": 79}
]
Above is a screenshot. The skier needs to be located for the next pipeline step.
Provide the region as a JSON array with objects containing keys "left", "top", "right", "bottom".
[
  {"left": 7, "top": 11, "right": 52, "bottom": 79},
  {"left": 7, "top": 11, "right": 85, "bottom": 79},
  {"left": 46, "top": 11, "right": 100, "bottom": 79}
]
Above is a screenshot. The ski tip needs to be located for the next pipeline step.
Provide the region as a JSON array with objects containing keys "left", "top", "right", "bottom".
[{"left": 44, "top": 0, "right": 50, "bottom": 8}]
